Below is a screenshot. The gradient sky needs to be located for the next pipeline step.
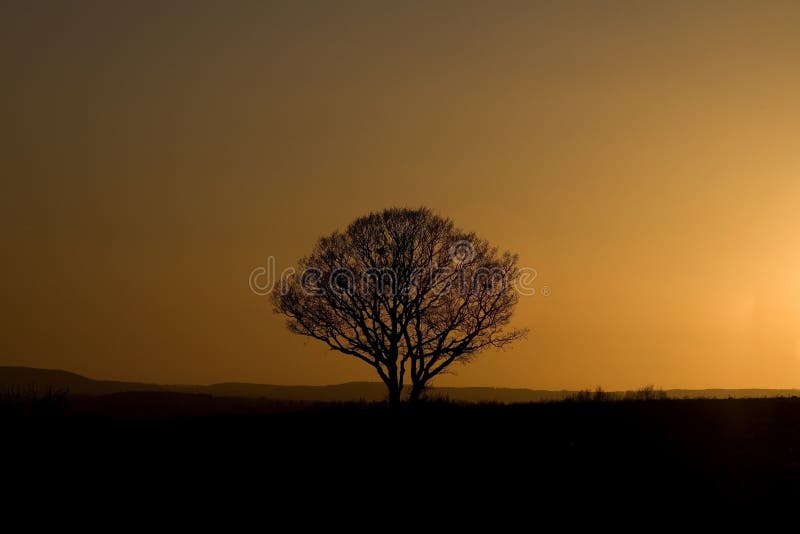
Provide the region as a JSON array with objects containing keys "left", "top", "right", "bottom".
[{"left": 3, "top": 1, "right": 800, "bottom": 389}]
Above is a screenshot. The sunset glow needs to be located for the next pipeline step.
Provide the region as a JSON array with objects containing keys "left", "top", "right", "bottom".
[{"left": 3, "top": 1, "right": 800, "bottom": 390}]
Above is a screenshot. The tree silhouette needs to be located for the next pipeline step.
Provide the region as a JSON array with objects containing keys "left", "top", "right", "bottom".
[{"left": 273, "top": 207, "right": 526, "bottom": 403}]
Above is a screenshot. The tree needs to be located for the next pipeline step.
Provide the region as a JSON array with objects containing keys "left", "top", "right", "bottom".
[{"left": 272, "top": 207, "right": 526, "bottom": 403}]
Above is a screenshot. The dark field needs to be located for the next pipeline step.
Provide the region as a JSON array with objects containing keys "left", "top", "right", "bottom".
[{"left": 5, "top": 392, "right": 800, "bottom": 505}]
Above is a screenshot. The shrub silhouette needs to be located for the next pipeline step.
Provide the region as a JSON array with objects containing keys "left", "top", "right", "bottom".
[
  {"left": 0, "top": 386, "right": 69, "bottom": 417},
  {"left": 623, "top": 385, "right": 668, "bottom": 401},
  {"left": 565, "top": 385, "right": 668, "bottom": 403}
]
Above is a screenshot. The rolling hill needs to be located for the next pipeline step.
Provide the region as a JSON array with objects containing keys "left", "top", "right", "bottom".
[{"left": 2, "top": 366, "right": 799, "bottom": 402}]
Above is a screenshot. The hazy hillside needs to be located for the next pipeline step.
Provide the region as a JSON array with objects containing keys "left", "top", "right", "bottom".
[
  {"left": 2, "top": 367, "right": 799, "bottom": 402},
  {"left": 0, "top": 367, "right": 169, "bottom": 395}
]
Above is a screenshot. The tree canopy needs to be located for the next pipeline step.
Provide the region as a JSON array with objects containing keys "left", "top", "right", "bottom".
[{"left": 273, "top": 207, "right": 526, "bottom": 402}]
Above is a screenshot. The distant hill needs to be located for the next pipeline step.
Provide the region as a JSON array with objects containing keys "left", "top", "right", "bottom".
[
  {"left": 0, "top": 367, "right": 168, "bottom": 395},
  {"left": 1, "top": 366, "right": 799, "bottom": 402},
  {"left": 0, "top": 366, "right": 567, "bottom": 401}
]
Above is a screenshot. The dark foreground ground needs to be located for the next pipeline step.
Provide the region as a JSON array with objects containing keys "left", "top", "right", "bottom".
[{"left": 4, "top": 393, "right": 800, "bottom": 509}]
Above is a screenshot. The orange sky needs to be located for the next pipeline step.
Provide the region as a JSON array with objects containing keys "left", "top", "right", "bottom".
[{"left": 2, "top": 1, "right": 800, "bottom": 389}]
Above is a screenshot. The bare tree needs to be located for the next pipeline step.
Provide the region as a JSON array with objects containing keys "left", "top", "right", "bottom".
[{"left": 273, "top": 207, "right": 526, "bottom": 403}]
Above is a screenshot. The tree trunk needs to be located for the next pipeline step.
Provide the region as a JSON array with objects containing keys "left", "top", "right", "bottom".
[
  {"left": 409, "top": 383, "right": 425, "bottom": 403},
  {"left": 387, "top": 384, "right": 402, "bottom": 405}
]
